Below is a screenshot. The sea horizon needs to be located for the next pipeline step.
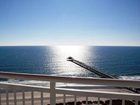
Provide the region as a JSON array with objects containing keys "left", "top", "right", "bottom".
[{"left": 0, "top": 45, "right": 140, "bottom": 47}]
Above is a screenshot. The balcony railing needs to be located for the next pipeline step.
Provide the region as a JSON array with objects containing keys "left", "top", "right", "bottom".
[{"left": 0, "top": 71, "right": 140, "bottom": 105}]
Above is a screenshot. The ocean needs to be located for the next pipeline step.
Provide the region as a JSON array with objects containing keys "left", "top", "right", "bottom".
[{"left": 0, "top": 46, "right": 140, "bottom": 82}]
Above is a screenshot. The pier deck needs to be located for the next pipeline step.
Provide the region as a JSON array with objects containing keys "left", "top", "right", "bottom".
[{"left": 67, "top": 57, "right": 114, "bottom": 78}]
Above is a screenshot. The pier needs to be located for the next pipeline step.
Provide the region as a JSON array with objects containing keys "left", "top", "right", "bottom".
[{"left": 67, "top": 57, "right": 114, "bottom": 78}]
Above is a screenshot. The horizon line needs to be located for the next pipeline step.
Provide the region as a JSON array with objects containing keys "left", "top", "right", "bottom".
[{"left": 0, "top": 45, "right": 140, "bottom": 47}]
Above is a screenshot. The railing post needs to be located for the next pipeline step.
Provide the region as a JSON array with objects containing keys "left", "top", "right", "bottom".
[{"left": 50, "top": 81, "right": 56, "bottom": 105}]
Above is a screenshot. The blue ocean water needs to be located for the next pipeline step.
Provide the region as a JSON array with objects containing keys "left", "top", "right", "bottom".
[{"left": 0, "top": 46, "right": 140, "bottom": 80}]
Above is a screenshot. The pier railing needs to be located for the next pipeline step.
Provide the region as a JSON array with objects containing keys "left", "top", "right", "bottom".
[{"left": 0, "top": 71, "right": 140, "bottom": 105}]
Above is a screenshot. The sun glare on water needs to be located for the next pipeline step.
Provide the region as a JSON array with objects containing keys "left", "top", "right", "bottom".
[
  {"left": 51, "top": 46, "right": 90, "bottom": 76},
  {"left": 55, "top": 45, "right": 90, "bottom": 61}
]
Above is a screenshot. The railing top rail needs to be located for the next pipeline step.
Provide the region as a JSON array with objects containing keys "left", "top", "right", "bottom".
[{"left": 0, "top": 71, "right": 140, "bottom": 88}]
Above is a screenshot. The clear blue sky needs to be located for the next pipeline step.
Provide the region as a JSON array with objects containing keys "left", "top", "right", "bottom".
[{"left": 0, "top": 0, "right": 140, "bottom": 46}]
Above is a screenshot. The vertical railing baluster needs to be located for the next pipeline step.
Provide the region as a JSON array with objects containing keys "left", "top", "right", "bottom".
[
  {"left": 31, "top": 90, "right": 34, "bottom": 105},
  {"left": 14, "top": 90, "right": 17, "bottom": 105},
  {"left": 122, "top": 99, "right": 125, "bottom": 105},
  {"left": 110, "top": 98, "right": 112, "bottom": 105},
  {"left": 41, "top": 91, "right": 43, "bottom": 105},
  {"left": 135, "top": 100, "right": 138, "bottom": 105},
  {"left": 0, "top": 92, "right": 1, "bottom": 105},
  {"left": 6, "top": 90, "right": 9, "bottom": 105},
  {"left": 98, "top": 97, "right": 100, "bottom": 105},
  {"left": 86, "top": 96, "right": 88, "bottom": 105},
  {"left": 63, "top": 94, "right": 66, "bottom": 105},
  {"left": 50, "top": 81, "right": 56, "bottom": 105},
  {"left": 74, "top": 95, "right": 77, "bottom": 105},
  {"left": 22, "top": 90, "right": 25, "bottom": 105}
]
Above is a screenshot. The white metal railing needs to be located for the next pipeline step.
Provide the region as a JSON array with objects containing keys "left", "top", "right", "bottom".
[{"left": 0, "top": 71, "right": 140, "bottom": 105}]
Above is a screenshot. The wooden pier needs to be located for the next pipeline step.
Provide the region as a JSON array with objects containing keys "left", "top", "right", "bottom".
[{"left": 67, "top": 57, "right": 114, "bottom": 78}]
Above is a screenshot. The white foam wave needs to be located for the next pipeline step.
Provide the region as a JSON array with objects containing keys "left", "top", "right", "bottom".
[
  {"left": 119, "top": 76, "right": 140, "bottom": 80},
  {"left": 7, "top": 79, "right": 50, "bottom": 86}
]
